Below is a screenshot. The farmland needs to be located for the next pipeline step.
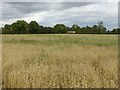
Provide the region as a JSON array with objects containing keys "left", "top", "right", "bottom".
[{"left": 2, "top": 34, "right": 118, "bottom": 88}]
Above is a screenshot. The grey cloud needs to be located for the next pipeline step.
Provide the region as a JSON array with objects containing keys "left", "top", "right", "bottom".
[
  {"left": 1, "top": 2, "right": 118, "bottom": 30},
  {"left": 60, "top": 2, "right": 94, "bottom": 9},
  {"left": 2, "top": 0, "right": 119, "bottom": 2},
  {"left": 2, "top": 2, "right": 93, "bottom": 20},
  {"left": 5, "top": 2, "right": 50, "bottom": 13},
  {"left": 2, "top": 2, "right": 51, "bottom": 20}
]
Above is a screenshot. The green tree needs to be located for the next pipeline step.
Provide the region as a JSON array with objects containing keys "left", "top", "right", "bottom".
[
  {"left": 112, "top": 28, "right": 119, "bottom": 34},
  {"left": 71, "top": 24, "right": 80, "bottom": 34},
  {"left": 97, "top": 21, "right": 107, "bottom": 33},
  {"left": 92, "top": 25, "right": 98, "bottom": 33},
  {"left": 29, "top": 21, "right": 41, "bottom": 34},
  {"left": 11, "top": 20, "right": 29, "bottom": 34},
  {"left": 2, "top": 24, "right": 14, "bottom": 34},
  {"left": 53, "top": 24, "right": 67, "bottom": 34},
  {"left": 0, "top": 27, "right": 3, "bottom": 34},
  {"left": 71, "top": 24, "right": 80, "bottom": 31}
]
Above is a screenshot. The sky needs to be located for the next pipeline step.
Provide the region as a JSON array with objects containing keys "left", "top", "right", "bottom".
[{"left": 1, "top": 0, "right": 119, "bottom": 30}]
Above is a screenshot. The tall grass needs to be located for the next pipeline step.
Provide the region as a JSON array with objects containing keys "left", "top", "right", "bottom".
[{"left": 2, "top": 34, "right": 118, "bottom": 88}]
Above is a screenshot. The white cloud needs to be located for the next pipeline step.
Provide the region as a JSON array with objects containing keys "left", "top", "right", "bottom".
[
  {"left": 22, "top": 11, "right": 48, "bottom": 23},
  {"left": 1, "top": 2, "right": 118, "bottom": 30},
  {"left": 39, "top": 2, "right": 118, "bottom": 29},
  {"left": 2, "top": 0, "right": 120, "bottom": 2}
]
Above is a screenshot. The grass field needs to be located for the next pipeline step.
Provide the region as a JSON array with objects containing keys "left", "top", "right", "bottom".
[{"left": 2, "top": 34, "right": 118, "bottom": 88}]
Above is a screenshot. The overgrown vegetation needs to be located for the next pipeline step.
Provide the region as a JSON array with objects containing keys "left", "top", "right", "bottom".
[
  {"left": 2, "top": 34, "right": 118, "bottom": 88},
  {"left": 1, "top": 20, "right": 119, "bottom": 34}
]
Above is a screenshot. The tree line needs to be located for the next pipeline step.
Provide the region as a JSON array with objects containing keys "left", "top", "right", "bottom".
[{"left": 1, "top": 20, "right": 119, "bottom": 34}]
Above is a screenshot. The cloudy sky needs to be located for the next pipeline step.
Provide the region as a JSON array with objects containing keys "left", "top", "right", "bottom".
[{"left": 1, "top": 0, "right": 119, "bottom": 30}]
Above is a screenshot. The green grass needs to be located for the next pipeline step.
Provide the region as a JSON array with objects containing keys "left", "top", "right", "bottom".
[{"left": 2, "top": 34, "right": 118, "bottom": 46}]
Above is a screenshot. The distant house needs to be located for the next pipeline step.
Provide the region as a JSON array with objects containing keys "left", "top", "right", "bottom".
[{"left": 68, "top": 31, "right": 76, "bottom": 34}]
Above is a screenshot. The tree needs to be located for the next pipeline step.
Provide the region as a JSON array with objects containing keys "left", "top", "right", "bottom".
[
  {"left": 1, "top": 20, "right": 110, "bottom": 34},
  {"left": 71, "top": 24, "right": 80, "bottom": 31},
  {"left": 11, "top": 20, "right": 29, "bottom": 34},
  {"left": 102, "top": 27, "right": 107, "bottom": 33},
  {"left": 29, "top": 21, "right": 41, "bottom": 34},
  {"left": 67, "top": 27, "right": 71, "bottom": 31},
  {"left": 2, "top": 24, "right": 14, "bottom": 34},
  {"left": 97, "top": 21, "right": 106, "bottom": 33},
  {"left": 53, "top": 24, "right": 67, "bottom": 34},
  {"left": 85, "top": 26, "right": 91, "bottom": 33},
  {"left": 41, "top": 26, "right": 49, "bottom": 34},
  {"left": 92, "top": 25, "right": 98, "bottom": 33},
  {"left": 111, "top": 28, "right": 120, "bottom": 34},
  {"left": 71, "top": 24, "right": 80, "bottom": 34}
]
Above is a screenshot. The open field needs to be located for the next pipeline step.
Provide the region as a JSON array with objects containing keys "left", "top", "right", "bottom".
[{"left": 2, "top": 34, "right": 118, "bottom": 88}]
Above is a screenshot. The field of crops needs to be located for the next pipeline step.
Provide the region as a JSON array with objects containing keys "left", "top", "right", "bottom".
[{"left": 2, "top": 34, "right": 118, "bottom": 88}]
